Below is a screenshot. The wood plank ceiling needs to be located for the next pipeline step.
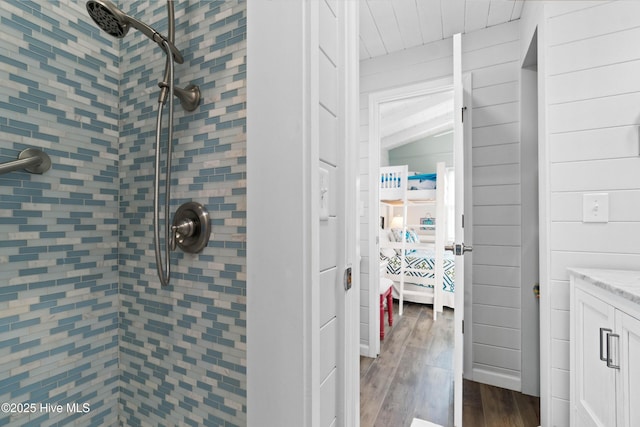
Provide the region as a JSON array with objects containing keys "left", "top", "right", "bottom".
[{"left": 360, "top": 0, "right": 524, "bottom": 60}]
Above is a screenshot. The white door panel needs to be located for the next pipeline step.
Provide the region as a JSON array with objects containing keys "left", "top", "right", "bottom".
[{"left": 453, "top": 33, "right": 473, "bottom": 427}]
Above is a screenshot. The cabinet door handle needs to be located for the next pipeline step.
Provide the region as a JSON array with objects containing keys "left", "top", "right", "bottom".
[
  {"left": 600, "top": 327, "right": 612, "bottom": 362},
  {"left": 606, "top": 333, "right": 620, "bottom": 370}
]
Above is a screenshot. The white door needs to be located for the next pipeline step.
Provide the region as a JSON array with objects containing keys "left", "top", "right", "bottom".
[
  {"left": 617, "top": 310, "right": 640, "bottom": 427},
  {"left": 452, "top": 33, "right": 471, "bottom": 427}
]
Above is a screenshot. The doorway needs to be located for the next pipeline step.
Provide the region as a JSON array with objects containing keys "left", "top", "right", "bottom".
[
  {"left": 362, "top": 63, "right": 471, "bottom": 424},
  {"left": 365, "top": 77, "right": 456, "bottom": 357}
]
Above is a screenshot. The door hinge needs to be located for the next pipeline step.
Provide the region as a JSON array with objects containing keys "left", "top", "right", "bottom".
[
  {"left": 462, "top": 214, "right": 464, "bottom": 229},
  {"left": 461, "top": 106, "right": 467, "bottom": 123},
  {"left": 462, "top": 320, "right": 464, "bottom": 334}
]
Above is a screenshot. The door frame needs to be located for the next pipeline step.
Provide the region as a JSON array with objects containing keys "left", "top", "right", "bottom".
[
  {"left": 367, "top": 76, "right": 455, "bottom": 357},
  {"left": 520, "top": 28, "right": 541, "bottom": 397},
  {"left": 246, "top": 0, "right": 359, "bottom": 425}
]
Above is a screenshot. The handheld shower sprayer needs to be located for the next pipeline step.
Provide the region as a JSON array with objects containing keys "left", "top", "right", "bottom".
[
  {"left": 86, "top": 0, "right": 207, "bottom": 287},
  {"left": 86, "top": 0, "right": 184, "bottom": 64}
]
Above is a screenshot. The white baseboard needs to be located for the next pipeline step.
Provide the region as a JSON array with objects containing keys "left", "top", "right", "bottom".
[
  {"left": 360, "top": 343, "right": 376, "bottom": 358},
  {"left": 472, "top": 367, "right": 521, "bottom": 392}
]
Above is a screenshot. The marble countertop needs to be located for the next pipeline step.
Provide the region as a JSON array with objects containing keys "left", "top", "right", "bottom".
[{"left": 568, "top": 268, "right": 640, "bottom": 305}]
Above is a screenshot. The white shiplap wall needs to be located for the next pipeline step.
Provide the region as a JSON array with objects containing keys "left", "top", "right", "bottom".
[
  {"left": 359, "top": 21, "right": 526, "bottom": 390},
  {"left": 536, "top": 2, "right": 640, "bottom": 425}
]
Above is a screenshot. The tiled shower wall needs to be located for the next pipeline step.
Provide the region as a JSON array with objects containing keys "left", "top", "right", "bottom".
[
  {"left": 117, "top": 1, "right": 247, "bottom": 426},
  {"left": 0, "top": 0, "right": 247, "bottom": 426},
  {"left": 0, "top": 0, "right": 120, "bottom": 425}
]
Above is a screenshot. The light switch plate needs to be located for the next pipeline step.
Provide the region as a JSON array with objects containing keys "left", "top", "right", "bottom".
[{"left": 583, "top": 193, "right": 609, "bottom": 223}]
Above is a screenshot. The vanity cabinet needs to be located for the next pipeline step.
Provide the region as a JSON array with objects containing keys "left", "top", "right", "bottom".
[{"left": 570, "top": 269, "right": 640, "bottom": 427}]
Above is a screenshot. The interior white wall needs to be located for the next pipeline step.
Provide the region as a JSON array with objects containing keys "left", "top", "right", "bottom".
[
  {"left": 247, "top": 1, "right": 359, "bottom": 426},
  {"left": 521, "top": 1, "right": 640, "bottom": 425},
  {"left": 247, "top": 1, "right": 310, "bottom": 425},
  {"left": 388, "top": 132, "right": 454, "bottom": 173},
  {"left": 359, "top": 21, "right": 527, "bottom": 392}
]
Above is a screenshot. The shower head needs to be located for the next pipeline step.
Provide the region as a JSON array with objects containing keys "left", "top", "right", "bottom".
[{"left": 86, "top": 0, "right": 184, "bottom": 64}]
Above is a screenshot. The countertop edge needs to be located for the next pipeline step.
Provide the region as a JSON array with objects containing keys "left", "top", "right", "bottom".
[{"left": 568, "top": 268, "right": 640, "bottom": 305}]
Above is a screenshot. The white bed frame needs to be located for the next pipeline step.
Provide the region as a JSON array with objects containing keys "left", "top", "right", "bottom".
[{"left": 379, "top": 162, "right": 449, "bottom": 319}]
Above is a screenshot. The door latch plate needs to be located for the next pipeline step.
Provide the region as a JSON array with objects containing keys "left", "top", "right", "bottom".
[{"left": 344, "top": 267, "right": 352, "bottom": 291}]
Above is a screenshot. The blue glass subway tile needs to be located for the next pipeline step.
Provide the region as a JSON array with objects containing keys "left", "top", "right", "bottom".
[
  {"left": 0, "top": 337, "right": 20, "bottom": 351},
  {"left": 57, "top": 75, "right": 82, "bottom": 89},
  {"left": 0, "top": 216, "right": 28, "bottom": 225},
  {"left": 27, "top": 279, "right": 56, "bottom": 289},
  {"left": 18, "top": 267, "right": 47, "bottom": 277},
  {"left": 38, "top": 231, "right": 64, "bottom": 239},
  {"left": 26, "top": 89, "right": 54, "bottom": 105},
  {"left": 221, "top": 89, "right": 237, "bottom": 99},
  {"left": 9, "top": 0, "right": 42, "bottom": 12},
  {"left": 12, "top": 13, "right": 42, "bottom": 31},
  {"left": 0, "top": 15, "right": 32, "bottom": 35},
  {"left": 8, "top": 73, "right": 39, "bottom": 89},
  {"left": 0, "top": 124, "right": 31, "bottom": 137},
  {"left": 0, "top": 53, "right": 28, "bottom": 70},
  {"left": 39, "top": 62, "right": 66, "bottom": 78},
  {"left": 8, "top": 253, "right": 39, "bottom": 263},
  {"left": 0, "top": 292, "right": 18, "bottom": 302},
  {"left": 11, "top": 338, "right": 41, "bottom": 353},
  {"left": 226, "top": 33, "right": 245, "bottom": 46},
  {"left": 7, "top": 96, "right": 36, "bottom": 112},
  {"left": 26, "top": 44, "right": 56, "bottom": 62}
]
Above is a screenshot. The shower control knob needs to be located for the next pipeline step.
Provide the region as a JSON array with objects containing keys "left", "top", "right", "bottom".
[
  {"left": 171, "top": 202, "right": 211, "bottom": 253},
  {"left": 170, "top": 218, "right": 195, "bottom": 251}
]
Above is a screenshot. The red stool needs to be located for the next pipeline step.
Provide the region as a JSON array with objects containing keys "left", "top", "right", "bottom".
[{"left": 379, "top": 278, "right": 394, "bottom": 339}]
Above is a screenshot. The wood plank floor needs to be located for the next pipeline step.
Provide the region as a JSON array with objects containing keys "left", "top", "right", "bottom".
[{"left": 360, "top": 301, "right": 540, "bottom": 427}]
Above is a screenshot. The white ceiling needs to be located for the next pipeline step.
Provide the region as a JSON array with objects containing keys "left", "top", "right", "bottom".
[
  {"left": 360, "top": 0, "right": 524, "bottom": 60},
  {"left": 366, "top": 1, "right": 522, "bottom": 152},
  {"left": 380, "top": 90, "right": 454, "bottom": 151}
]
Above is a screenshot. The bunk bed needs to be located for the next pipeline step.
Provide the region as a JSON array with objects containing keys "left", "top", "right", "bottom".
[{"left": 379, "top": 162, "right": 454, "bottom": 319}]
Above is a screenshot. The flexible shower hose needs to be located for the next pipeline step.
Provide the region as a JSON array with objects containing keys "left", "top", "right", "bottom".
[{"left": 153, "top": 39, "right": 175, "bottom": 286}]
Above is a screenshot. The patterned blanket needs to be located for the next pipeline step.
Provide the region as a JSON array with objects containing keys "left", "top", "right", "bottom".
[{"left": 381, "top": 250, "right": 455, "bottom": 293}]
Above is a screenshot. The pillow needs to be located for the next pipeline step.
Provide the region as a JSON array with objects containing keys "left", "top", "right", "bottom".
[
  {"left": 408, "top": 173, "right": 437, "bottom": 190},
  {"left": 379, "top": 230, "right": 396, "bottom": 259},
  {"left": 390, "top": 228, "right": 419, "bottom": 254},
  {"left": 392, "top": 228, "right": 419, "bottom": 243},
  {"left": 390, "top": 228, "right": 403, "bottom": 243}
]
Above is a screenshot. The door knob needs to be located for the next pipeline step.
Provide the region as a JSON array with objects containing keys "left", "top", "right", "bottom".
[{"left": 444, "top": 243, "right": 473, "bottom": 255}]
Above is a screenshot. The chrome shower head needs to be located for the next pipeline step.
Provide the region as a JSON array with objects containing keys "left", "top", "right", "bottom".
[{"left": 86, "top": 0, "right": 184, "bottom": 64}]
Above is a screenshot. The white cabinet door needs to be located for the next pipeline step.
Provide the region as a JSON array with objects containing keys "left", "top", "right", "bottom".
[
  {"left": 574, "top": 287, "right": 617, "bottom": 427},
  {"left": 617, "top": 310, "right": 640, "bottom": 427}
]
